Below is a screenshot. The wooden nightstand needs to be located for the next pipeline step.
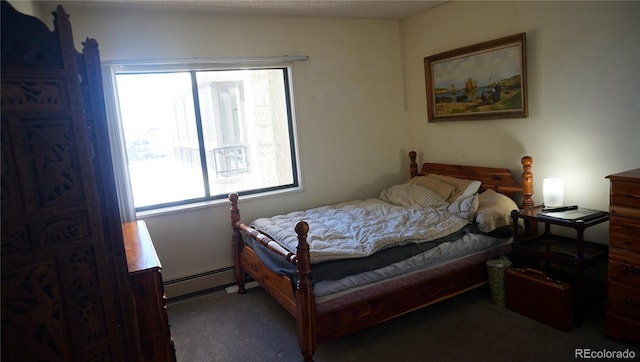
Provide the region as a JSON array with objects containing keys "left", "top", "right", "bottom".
[{"left": 510, "top": 206, "right": 609, "bottom": 323}]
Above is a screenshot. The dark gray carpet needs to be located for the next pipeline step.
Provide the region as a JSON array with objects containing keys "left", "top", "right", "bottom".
[{"left": 168, "top": 286, "right": 635, "bottom": 362}]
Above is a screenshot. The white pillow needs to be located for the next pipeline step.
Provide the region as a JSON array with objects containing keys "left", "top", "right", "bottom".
[
  {"left": 379, "top": 183, "right": 448, "bottom": 209},
  {"left": 406, "top": 176, "right": 456, "bottom": 200},
  {"left": 457, "top": 180, "right": 482, "bottom": 201},
  {"left": 475, "top": 189, "right": 520, "bottom": 233},
  {"left": 428, "top": 174, "right": 482, "bottom": 202}
]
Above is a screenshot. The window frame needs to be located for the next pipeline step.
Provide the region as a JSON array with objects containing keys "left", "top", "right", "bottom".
[{"left": 102, "top": 58, "right": 305, "bottom": 216}]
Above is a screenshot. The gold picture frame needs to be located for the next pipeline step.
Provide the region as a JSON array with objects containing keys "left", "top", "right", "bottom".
[{"left": 424, "top": 33, "right": 528, "bottom": 122}]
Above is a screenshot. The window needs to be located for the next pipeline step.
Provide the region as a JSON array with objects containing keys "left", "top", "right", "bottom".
[{"left": 108, "top": 63, "right": 300, "bottom": 212}]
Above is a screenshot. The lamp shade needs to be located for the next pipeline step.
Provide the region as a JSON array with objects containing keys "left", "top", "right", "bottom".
[{"left": 543, "top": 178, "right": 564, "bottom": 208}]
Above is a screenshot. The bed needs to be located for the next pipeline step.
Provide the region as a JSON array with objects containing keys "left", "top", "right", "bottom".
[{"left": 229, "top": 151, "right": 534, "bottom": 361}]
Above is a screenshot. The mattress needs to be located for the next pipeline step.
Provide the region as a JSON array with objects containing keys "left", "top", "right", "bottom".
[
  {"left": 242, "top": 224, "right": 513, "bottom": 300},
  {"left": 317, "top": 242, "right": 512, "bottom": 309},
  {"left": 316, "top": 234, "right": 512, "bottom": 302}
]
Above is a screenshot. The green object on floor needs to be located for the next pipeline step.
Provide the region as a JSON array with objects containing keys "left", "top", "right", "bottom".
[{"left": 487, "top": 258, "right": 512, "bottom": 307}]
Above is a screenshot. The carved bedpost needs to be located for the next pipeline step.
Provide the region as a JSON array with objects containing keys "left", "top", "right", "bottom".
[
  {"left": 409, "top": 151, "right": 418, "bottom": 178},
  {"left": 521, "top": 156, "right": 534, "bottom": 209},
  {"left": 294, "top": 221, "right": 316, "bottom": 362},
  {"left": 229, "top": 193, "right": 246, "bottom": 294},
  {"left": 520, "top": 156, "right": 537, "bottom": 235}
]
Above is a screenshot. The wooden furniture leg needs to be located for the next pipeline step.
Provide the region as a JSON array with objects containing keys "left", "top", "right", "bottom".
[{"left": 229, "top": 193, "right": 247, "bottom": 294}]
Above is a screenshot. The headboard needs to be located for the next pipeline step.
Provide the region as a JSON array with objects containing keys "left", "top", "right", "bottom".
[{"left": 408, "top": 151, "right": 533, "bottom": 209}]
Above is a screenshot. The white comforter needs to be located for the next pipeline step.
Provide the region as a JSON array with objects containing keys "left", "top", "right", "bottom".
[{"left": 251, "top": 185, "right": 479, "bottom": 263}]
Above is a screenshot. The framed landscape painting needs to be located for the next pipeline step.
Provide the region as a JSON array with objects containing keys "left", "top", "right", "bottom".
[{"left": 424, "top": 33, "right": 528, "bottom": 122}]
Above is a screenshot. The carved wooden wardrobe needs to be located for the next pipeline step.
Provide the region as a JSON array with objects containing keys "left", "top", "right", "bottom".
[{"left": 1, "top": 2, "right": 172, "bottom": 360}]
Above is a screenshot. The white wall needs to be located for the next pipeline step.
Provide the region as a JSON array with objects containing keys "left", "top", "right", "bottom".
[
  {"left": 402, "top": 1, "right": 639, "bottom": 242},
  {"left": 40, "top": 3, "right": 411, "bottom": 296},
  {"left": 8, "top": 0, "right": 34, "bottom": 15}
]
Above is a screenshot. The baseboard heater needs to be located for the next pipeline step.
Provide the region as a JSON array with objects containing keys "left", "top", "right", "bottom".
[{"left": 163, "top": 266, "right": 237, "bottom": 299}]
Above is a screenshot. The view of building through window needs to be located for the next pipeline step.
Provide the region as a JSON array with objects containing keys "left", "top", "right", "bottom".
[{"left": 114, "top": 67, "right": 298, "bottom": 210}]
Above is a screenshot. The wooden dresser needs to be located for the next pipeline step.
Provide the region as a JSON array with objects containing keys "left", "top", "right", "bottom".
[
  {"left": 123, "top": 221, "right": 177, "bottom": 362},
  {"left": 605, "top": 169, "right": 640, "bottom": 343}
]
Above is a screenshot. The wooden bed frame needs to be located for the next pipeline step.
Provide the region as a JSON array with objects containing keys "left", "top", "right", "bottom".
[{"left": 229, "top": 151, "right": 534, "bottom": 361}]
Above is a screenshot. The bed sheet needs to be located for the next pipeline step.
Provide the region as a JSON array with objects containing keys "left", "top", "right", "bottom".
[{"left": 249, "top": 193, "right": 477, "bottom": 263}]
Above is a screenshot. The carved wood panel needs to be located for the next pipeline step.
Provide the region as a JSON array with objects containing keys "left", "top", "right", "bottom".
[
  {"left": 1, "top": 78, "right": 69, "bottom": 110},
  {"left": 1, "top": 2, "right": 141, "bottom": 361}
]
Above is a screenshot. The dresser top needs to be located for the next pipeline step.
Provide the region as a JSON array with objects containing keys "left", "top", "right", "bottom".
[
  {"left": 122, "top": 220, "right": 161, "bottom": 273},
  {"left": 606, "top": 168, "right": 640, "bottom": 182}
]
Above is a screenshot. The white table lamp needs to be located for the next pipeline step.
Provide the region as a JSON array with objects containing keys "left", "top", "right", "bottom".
[{"left": 543, "top": 178, "right": 564, "bottom": 208}]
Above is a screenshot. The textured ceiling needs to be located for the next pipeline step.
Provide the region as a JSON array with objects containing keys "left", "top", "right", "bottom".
[{"left": 57, "top": 0, "right": 447, "bottom": 19}]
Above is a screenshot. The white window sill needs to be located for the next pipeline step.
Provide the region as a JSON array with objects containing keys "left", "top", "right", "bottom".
[{"left": 135, "top": 186, "right": 304, "bottom": 218}]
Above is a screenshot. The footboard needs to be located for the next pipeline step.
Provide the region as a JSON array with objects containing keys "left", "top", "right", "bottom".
[{"left": 228, "top": 193, "right": 317, "bottom": 361}]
